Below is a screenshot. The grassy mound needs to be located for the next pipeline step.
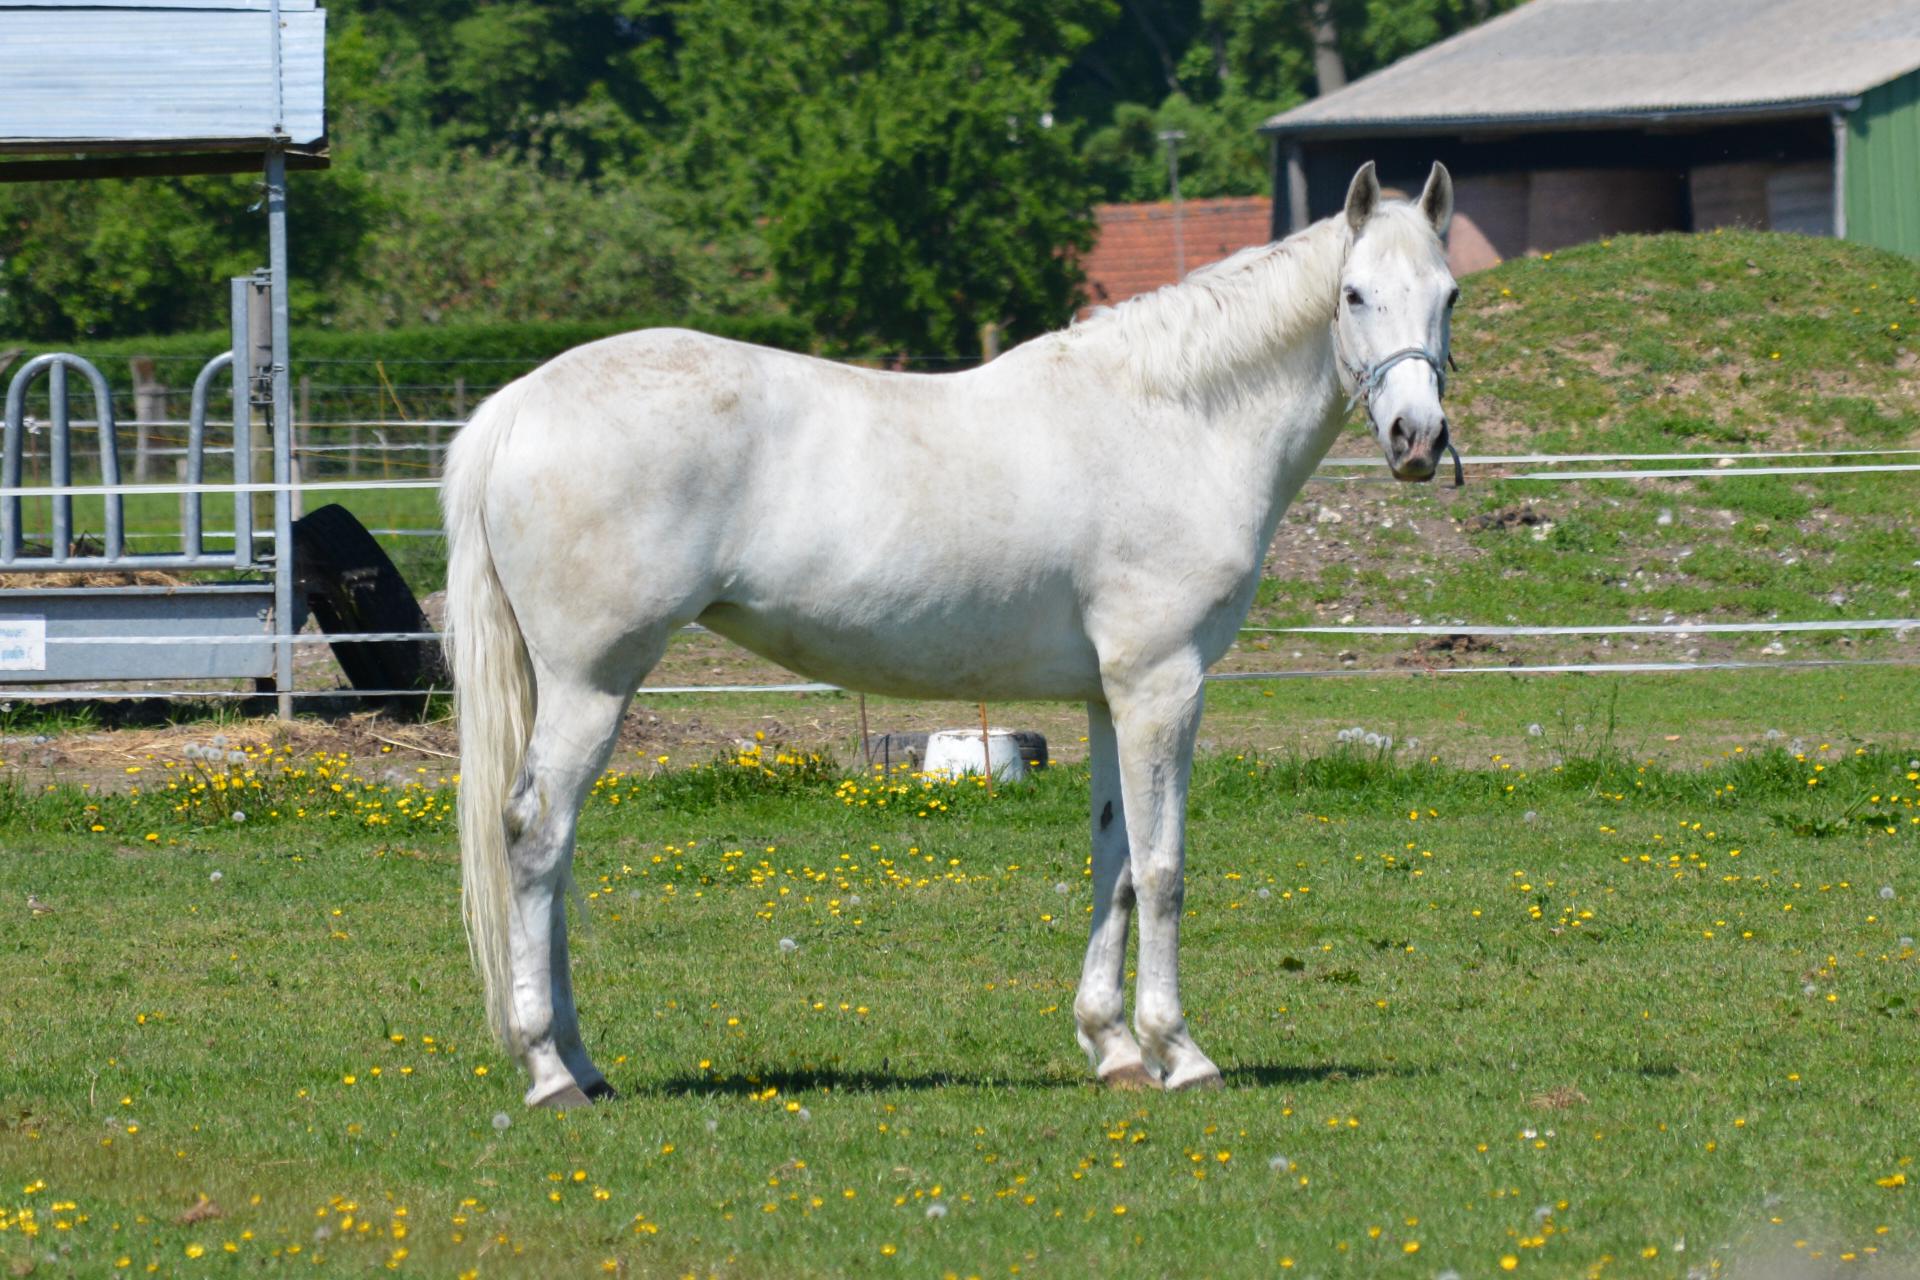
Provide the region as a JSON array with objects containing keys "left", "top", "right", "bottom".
[{"left": 1456, "top": 228, "right": 1918, "bottom": 454}]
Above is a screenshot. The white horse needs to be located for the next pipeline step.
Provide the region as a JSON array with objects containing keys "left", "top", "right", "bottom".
[{"left": 443, "top": 161, "right": 1459, "bottom": 1107}]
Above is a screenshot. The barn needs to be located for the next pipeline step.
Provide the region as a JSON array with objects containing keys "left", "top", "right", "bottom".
[{"left": 1260, "top": 0, "right": 1920, "bottom": 272}]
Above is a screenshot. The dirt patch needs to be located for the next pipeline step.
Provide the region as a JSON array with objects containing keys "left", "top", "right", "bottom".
[{"left": 1463, "top": 505, "right": 1547, "bottom": 533}]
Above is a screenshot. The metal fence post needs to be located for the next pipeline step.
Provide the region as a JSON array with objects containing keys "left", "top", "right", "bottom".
[
  {"left": 266, "top": 148, "right": 295, "bottom": 721},
  {"left": 231, "top": 276, "right": 254, "bottom": 569}
]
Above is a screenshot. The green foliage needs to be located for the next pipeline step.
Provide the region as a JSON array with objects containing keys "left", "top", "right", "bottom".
[
  {"left": 757, "top": 6, "right": 1099, "bottom": 353},
  {"left": 40, "top": 311, "right": 811, "bottom": 388},
  {"left": 649, "top": 0, "right": 1106, "bottom": 355},
  {"left": 324, "top": 149, "right": 768, "bottom": 330},
  {"left": 0, "top": 170, "right": 377, "bottom": 339},
  {"left": 0, "top": 1, "right": 1526, "bottom": 348},
  {"left": 1071, "top": 0, "right": 1527, "bottom": 201}
]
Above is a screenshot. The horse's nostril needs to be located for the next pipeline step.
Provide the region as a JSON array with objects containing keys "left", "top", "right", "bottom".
[{"left": 1390, "top": 417, "right": 1410, "bottom": 450}]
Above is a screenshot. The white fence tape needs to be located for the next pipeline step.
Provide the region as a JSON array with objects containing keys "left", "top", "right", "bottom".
[
  {"left": 7, "top": 452, "right": 1920, "bottom": 500},
  {"left": 25, "top": 618, "right": 1920, "bottom": 647},
  {"left": 2, "top": 655, "right": 1912, "bottom": 702},
  {"left": 1246, "top": 619, "right": 1920, "bottom": 637}
]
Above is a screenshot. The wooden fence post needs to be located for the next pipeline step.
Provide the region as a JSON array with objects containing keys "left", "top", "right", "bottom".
[{"left": 129, "top": 356, "right": 165, "bottom": 483}]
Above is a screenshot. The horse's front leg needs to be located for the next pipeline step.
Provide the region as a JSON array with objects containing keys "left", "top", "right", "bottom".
[
  {"left": 1107, "top": 657, "right": 1222, "bottom": 1090},
  {"left": 1074, "top": 701, "right": 1155, "bottom": 1088}
]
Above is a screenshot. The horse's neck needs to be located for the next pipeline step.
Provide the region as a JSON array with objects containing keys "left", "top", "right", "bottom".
[{"left": 1205, "top": 322, "right": 1349, "bottom": 545}]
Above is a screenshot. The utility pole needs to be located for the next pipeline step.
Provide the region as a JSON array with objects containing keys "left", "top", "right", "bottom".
[{"left": 1158, "top": 129, "right": 1187, "bottom": 278}]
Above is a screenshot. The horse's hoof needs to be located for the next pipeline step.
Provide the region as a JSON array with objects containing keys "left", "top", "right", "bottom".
[
  {"left": 529, "top": 1082, "right": 594, "bottom": 1110},
  {"left": 584, "top": 1079, "right": 619, "bottom": 1103},
  {"left": 1164, "top": 1065, "right": 1225, "bottom": 1092},
  {"left": 1099, "top": 1062, "right": 1161, "bottom": 1091}
]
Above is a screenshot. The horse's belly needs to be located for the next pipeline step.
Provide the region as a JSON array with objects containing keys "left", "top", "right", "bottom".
[{"left": 697, "top": 598, "right": 1103, "bottom": 702}]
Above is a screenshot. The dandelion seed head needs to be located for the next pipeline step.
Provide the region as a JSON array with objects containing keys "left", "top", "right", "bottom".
[
  {"left": 491, "top": 1112, "right": 511, "bottom": 1132},
  {"left": 925, "top": 1201, "right": 947, "bottom": 1219},
  {"left": 778, "top": 937, "right": 798, "bottom": 955},
  {"left": 1879, "top": 886, "right": 1895, "bottom": 900},
  {"left": 1268, "top": 1155, "right": 1291, "bottom": 1172},
  {"left": 208, "top": 870, "right": 223, "bottom": 883}
]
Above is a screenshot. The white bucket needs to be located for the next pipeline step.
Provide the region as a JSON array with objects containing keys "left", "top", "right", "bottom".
[{"left": 922, "top": 728, "right": 1030, "bottom": 781}]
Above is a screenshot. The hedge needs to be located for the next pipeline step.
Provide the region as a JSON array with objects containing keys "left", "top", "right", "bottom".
[{"left": 3, "top": 311, "right": 816, "bottom": 420}]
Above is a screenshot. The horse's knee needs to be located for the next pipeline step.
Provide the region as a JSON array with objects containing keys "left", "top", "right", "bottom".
[{"left": 1131, "top": 859, "right": 1184, "bottom": 912}]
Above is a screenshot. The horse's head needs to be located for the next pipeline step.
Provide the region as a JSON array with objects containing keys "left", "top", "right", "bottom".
[{"left": 1332, "top": 161, "right": 1458, "bottom": 483}]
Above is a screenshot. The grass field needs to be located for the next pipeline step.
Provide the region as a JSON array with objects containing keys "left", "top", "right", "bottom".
[{"left": 3, "top": 681, "right": 1917, "bottom": 1278}]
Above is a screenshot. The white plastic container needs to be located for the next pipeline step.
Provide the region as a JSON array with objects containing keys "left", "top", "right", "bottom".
[{"left": 922, "top": 728, "right": 1030, "bottom": 781}]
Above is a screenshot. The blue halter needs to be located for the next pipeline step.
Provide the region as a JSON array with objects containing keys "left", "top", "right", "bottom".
[{"left": 1336, "top": 338, "right": 1464, "bottom": 487}]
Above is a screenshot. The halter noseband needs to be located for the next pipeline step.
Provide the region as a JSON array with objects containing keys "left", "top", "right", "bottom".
[{"left": 1335, "top": 329, "right": 1465, "bottom": 487}]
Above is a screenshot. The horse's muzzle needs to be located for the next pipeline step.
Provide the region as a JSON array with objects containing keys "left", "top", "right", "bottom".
[{"left": 1388, "top": 416, "right": 1448, "bottom": 483}]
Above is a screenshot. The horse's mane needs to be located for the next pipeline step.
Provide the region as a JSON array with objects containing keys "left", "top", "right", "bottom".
[{"left": 1067, "top": 203, "right": 1439, "bottom": 407}]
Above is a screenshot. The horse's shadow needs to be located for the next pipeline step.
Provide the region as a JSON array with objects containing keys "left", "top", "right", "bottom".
[{"left": 640, "top": 1060, "right": 1404, "bottom": 1099}]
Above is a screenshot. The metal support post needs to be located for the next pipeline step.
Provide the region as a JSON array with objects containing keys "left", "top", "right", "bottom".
[
  {"left": 266, "top": 148, "right": 295, "bottom": 720},
  {"left": 1830, "top": 108, "right": 1849, "bottom": 240},
  {"left": 230, "top": 276, "right": 254, "bottom": 568}
]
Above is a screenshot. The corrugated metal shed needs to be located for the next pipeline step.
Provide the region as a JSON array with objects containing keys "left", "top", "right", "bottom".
[
  {"left": 0, "top": 3, "right": 325, "bottom": 152},
  {"left": 1264, "top": 0, "right": 1920, "bottom": 136}
]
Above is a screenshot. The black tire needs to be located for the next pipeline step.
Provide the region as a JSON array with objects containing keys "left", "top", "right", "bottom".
[{"left": 292, "top": 503, "right": 447, "bottom": 710}]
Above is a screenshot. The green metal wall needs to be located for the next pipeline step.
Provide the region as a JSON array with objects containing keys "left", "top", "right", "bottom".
[{"left": 1846, "top": 69, "right": 1920, "bottom": 257}]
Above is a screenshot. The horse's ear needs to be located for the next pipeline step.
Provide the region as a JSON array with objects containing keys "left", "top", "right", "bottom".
[
  {"left": 1344, "top": 161, "right": 1381, "bottom": 232},
  {"left": 1419, "top": 161, "right": 1454, "bottom": 237}
]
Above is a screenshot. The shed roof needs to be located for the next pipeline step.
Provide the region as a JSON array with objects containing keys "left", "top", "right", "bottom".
[
  {"left": 0, "top": 4, "right": 325, "bottom": 157},
  {"left": 1263, "top": 0, "right": 1920, "bottom": 138}
]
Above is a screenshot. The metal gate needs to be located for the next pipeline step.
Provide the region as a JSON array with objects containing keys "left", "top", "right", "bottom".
[{"left": 0, "top": 275, "right": 298, "bottom": 704}]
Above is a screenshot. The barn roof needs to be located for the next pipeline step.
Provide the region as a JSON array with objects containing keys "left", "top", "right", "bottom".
[{"left": 1263, "top": 0, "right": 1920, "bottom": 138}]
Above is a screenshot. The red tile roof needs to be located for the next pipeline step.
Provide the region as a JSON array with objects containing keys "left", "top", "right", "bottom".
[{"left": 1082, "top": 196, "right": 1274, "bottom": 311}]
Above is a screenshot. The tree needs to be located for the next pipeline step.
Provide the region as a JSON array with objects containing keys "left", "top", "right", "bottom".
[
  {"left": 647, "top": 0, "right": 1108, "bottom": 356},
  {"left": 1070, "top": 0, "right": 1526, "bottom": 202},
  {"left": 0, "top": 169, "right": 376, "bottom": 339},
  {"left": 327, "top": 145, "right": 767, "bottom": 330}
]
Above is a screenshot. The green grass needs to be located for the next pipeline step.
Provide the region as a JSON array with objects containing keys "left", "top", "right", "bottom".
[{"left": 4, "top": 724, "right": 1918, "bottom": 1277}]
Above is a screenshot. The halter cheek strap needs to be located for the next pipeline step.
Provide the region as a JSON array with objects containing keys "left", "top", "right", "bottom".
[{"left": 1336, "top": 338, "right": 1465, "bottom": 487}]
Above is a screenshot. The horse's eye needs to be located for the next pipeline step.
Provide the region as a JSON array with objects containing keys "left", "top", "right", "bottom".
[
  {"left": 1446, "top": 287, "right": 1461, "bottom": 308},
  {"left": 1344, "top": 287, "right": 1364, "bottom": 308}
]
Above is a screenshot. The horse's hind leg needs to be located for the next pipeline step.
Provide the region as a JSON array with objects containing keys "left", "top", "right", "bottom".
[{"left": 504, "top": 665, "right": 643, "bottom": 1108}]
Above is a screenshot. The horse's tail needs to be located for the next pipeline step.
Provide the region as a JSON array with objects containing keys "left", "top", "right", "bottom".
[{"left": 442, "top": 380, "right": 535, "bottom": 1052}]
